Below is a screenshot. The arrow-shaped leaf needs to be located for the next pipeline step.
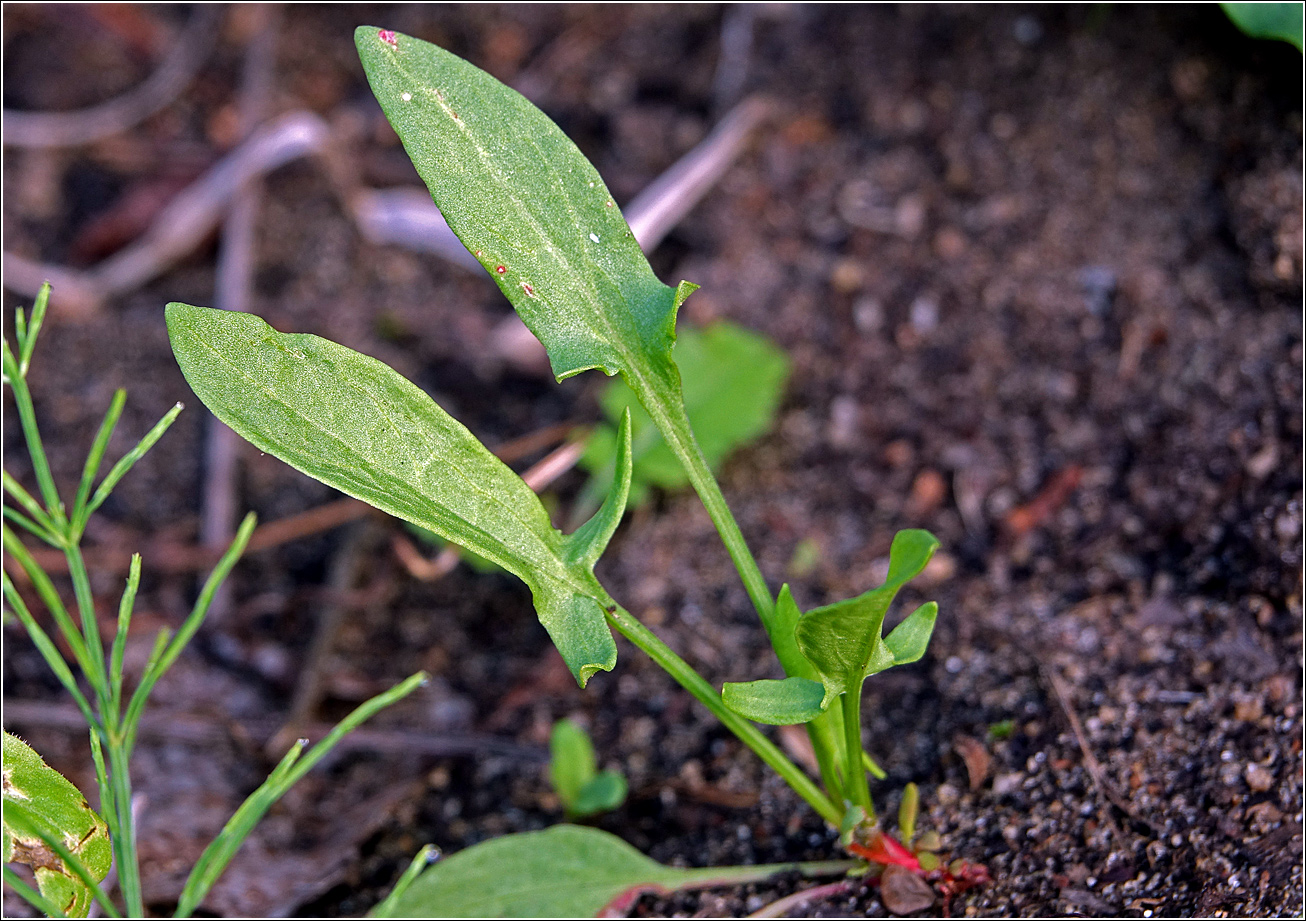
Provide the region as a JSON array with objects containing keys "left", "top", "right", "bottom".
[
  {"left": 794, "top": 530, "right": 939, "bottom": 708},
  {"left": 355, "top": 26, "right": 695, "bottom": 393},
  {"left": 166, "top": 304, "right": 629, "bottom": 687}
]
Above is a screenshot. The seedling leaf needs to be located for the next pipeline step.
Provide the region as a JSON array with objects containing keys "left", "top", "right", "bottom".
[
  {"left": 549, "top": 720, "right": 627, "bottom": 818},
  {"left": 3, "top": 732, "right": 112, "bottom": 918},
  {"left": 879, "top": 602, "right": 938, "bottom": 673},
  {"left": 571, "top": 770, "right": 628, "bottom": 817},
  {"left": 549, "top": 719, "right": 598, "bottom": 809},
  {"left": 562, "top": 410, "right": 633, "bottom": 569},
  {"left": 794, "top": 529, "right": 939, "bottom": 707},
  {"left": 770, "top": 584, "right": 817, "bottom": 680},
  {"left": 166, "top": 304, "right": 617, "bottom": 686},
  {"left": 383, "top": 826, "right": 683, "bottom": 918},
  {"left": 722, "top": 676, "right": 827, "bottom": 725}
]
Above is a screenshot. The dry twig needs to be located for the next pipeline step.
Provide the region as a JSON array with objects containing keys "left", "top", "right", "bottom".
[
  {"left": 1, "top": 7, "right": 222, "bottom": 149},
  {"left": 202, "top": 5, "right": 283, "bottom": 627},
  {"left": 3, "top": 111, "right": 329, "bottom": 315}
]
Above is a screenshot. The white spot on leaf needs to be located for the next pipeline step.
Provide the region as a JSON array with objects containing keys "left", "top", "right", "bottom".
[
  {"left": 589, "top": 233, "right": 600, "bottom": 244},
  {"left": 401, "top": 92, "right": 412, "bottom": 102}
]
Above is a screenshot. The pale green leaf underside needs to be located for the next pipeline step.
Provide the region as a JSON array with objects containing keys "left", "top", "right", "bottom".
[
  {"left": 3, "top": 732, "right": 111, "bottom": 917},
  {"left": 166, "top": 304, "right": 619, "bottom": 685},
  {"left": 356, "top": 26, "right": 692, "bottom": 391},
  {"left": 795, "top": 529, "right": 939, "bottom": 707},
  {"left": 722, "top": 676, "right": 827, "bottom": 725}
]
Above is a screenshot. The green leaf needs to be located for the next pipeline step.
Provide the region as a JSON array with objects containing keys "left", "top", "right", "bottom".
[
  {"left": 380, "top": 825, "right": 852, "bottom": 918},
  {"left": 578, "top": 322, "right": 790, "bottom": 511},
  {"left": 898, "top": 781, "right": 919, "bottom": 845},
  {"left": 549, "top": 720, "right": 626, "bottom": 818},
  {"left": 1222, "top": 3, "right": 1304, "bottom": 51},
  {"left": 722, "top": 676, "right": 827, "bottom": 725},
  {"left": 3, "top": 732, "right": 112, "bottom": 918},
  {"left": 879, "top": 602, "right": 938, "bottom": 673},
  {"left": 794, "top": 530, "right": 939, "bottom": 708},
  {"left": 562, "top": 410, "right": 632, "bottom": 569},
  {"left": 383, "top": 826, "right": 684, "bottom": 918},
  {"left": 770, "top": 584, "right": 816, "bottom": 681},
  {"left": 166, "top": 304, "right": 619, "bottom": 687},
  {"left": 355, "top": 26, "right": 694, "bottom": 388},
  {"left": 572, "top": 771, "right": 628, "bottom": 818},
  {"left": 548, "top": 719, "right": 597, "bottom": 810}
]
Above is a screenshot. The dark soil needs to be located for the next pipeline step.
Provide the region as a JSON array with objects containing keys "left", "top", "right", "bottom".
[{"left": 3, "top": 5, "right": 1302, "bottom": 918}]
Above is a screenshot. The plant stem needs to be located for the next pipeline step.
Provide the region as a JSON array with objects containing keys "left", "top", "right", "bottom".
[
  {"left": 103, "top": 738, "right": 143, "bottom": 916},
  {"left": 629, "top": 372, "right": 868, "bottom": 808},
  {"left": 2, "top": 341, "right": 65, "bottom": 525},
  {"left": 631, "top": 371, "right": 776, "bottom": 632},
  {"left": 602, "top": 602, "right": 842, "bottom": 826},
  {"left": 66, "top": 545, "right": 110, "bottom": 702},
  {"left": 841, "top": 688, "right": 873, "bottom": 820}
]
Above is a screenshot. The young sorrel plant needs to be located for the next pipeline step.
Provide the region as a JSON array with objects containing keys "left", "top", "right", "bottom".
[
  {"left": 2, "top": 285, "right": 427, "bottom": 917},
  {"left": 548, "top": 719, "right": 627, "bottom": 821},
  {"left": 166, "top": 24, "right": 944, "bottom": 885}
]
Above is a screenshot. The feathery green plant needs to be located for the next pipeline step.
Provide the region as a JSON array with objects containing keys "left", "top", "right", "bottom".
[{"left": 2, "top": 284, "right": 426, "bottom": 917}]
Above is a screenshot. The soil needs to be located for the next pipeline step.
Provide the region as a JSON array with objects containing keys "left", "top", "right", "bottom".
[{"left": 3, "top": 5, "right": 1302, "bottom": 918}]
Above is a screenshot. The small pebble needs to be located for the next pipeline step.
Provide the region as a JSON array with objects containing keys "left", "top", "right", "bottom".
[
  {"left": 1013, "top": 15, "right": 1043, "bottom": 45},
  {"left": 1244, "top": 762, "right": 1275, "bottom": 793}
]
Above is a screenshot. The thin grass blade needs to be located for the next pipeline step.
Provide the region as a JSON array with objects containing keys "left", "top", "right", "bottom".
[
  {"left": 2, "top": 529, "right": 92, "bottom": 671},
  {"left": 121, "top": 630, "right": 171, "bottom": 754},
  {"left": 175, "top": 672, "right": 428, "bottom": 916},
  {"left": 72, "top": 389, "right": 127, "bottom": 533},
  {"left": 84, "top": 403, "right": 183, "bottom": 519},
  {"left": 3, "top": 470, "right": 61, "bottom": 540},
  {"left": 3, "top": 338, "right": 66, "bottom": 526},
  {"left": 17, "top": 281, "right": 50, "bottom": 377},
  {"left": 369, "top": 844, "right": 438, "bottom": 918},
  {"left": 2, "top": 574, "right": 97, "bottom": 726},
  {"left": 124, "top": 514, "right": 254, "bottom": 742},
  {"left": 108, "top": 555, "right": 141, "bottom": 712},
  {"left": 3, "top": 505, "right": 62, "bottom": 548}
]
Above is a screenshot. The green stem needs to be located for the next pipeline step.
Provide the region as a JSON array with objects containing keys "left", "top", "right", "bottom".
[
  {"left": 602, "top": 603, "right": 842, "bottom": 826},
  {"left": 809, "top": 700, "right": 847, "bottom": 801},
  {"left": 628, "top": 372, "right": 859, "bottom": 807},
  {"left": 3, "top": 340, "right": 66, "bottom": 526},
  {"left": 65, "top": 545, "right": 110, "bottom": 710},
  {"left": 103, "top": 739, "right": 143, "bottom": 917},
  {"left": 631, "top": 372, "right": 776, "bottom": 633},
  {"left": 841, "top": 688, "right": 872, "bottom": 820}
]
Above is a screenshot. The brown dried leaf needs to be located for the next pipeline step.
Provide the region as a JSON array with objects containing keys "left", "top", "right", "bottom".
[
  {"left": 953, "top": 733, "right": 992, "bottom": 790},
  {"left": 880, "top": 863, "right": 936, "bottom": 915}
]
